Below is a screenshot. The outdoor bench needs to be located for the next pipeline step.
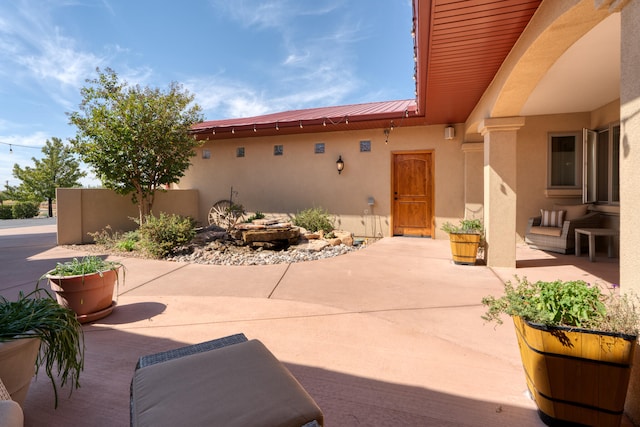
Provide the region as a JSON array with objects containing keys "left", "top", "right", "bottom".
[{"left": 130, "top": 333, "right": 323, "bottom": 427}]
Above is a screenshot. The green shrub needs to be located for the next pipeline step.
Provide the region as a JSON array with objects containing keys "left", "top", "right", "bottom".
[
  {"left": 138, "top": 213, "right": 195, "bottom": 258},
  {"left": 46, "top": 255, "right": 121, "bottom": 276},
  {"left": 88, "top": 225, "right": 117, "bottom": 247},
  {"left": 88, "top": 226, "right": 140, "bottom": 252},
  {"left": 0, "top": 205, "right": 12, "bottom": 219},
  {"left": 293, "top": 207, "right": 334, "bottom": 234},
  {"left": 482, "top": 277, "right": 640, "bottom": 335},
  {"left": 115, "top": 231, "right": 139, "bottom": 252},
  {"left": 12, "top": 202, "right": 40, "bottom": 219},
  {"left": 245, "top": 211, "right": 266, "bottom": 223},
  {"left": 441, "top": 218, "right": 483, "bottom": 234}
]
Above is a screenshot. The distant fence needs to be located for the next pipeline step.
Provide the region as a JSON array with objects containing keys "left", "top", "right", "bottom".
[{"left": 56, "top": 188, "right": 199, "bottom": 245}]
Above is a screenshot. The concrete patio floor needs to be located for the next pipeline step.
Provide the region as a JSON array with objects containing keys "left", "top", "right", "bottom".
[{"left": 0, "top": 218, "right": 626, "bottom": 426}]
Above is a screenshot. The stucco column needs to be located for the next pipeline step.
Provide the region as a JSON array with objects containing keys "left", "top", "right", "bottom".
[
  {"left": 478, "top": 117, "right": 525, "bottom": 268},
  {"left": 620, "top": 0, "right": 640, "bottom": 422}
]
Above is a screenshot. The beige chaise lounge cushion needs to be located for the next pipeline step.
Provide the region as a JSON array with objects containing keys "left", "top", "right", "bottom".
[
  {"left": 131, "top": 339, "right": 323, "bottom": 427},
  {"left": 0, "top": 379, "right": 23, "bottom": 427}
]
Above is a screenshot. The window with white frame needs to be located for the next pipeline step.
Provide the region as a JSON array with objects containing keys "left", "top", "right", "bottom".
[
  {"left": 548, "top": 132, "right": 582, "bottom": 188},
  {"left": 583, "top": 124, "right": 620, "bottom": 204}
]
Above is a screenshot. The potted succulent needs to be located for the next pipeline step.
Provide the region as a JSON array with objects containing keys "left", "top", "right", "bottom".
[
  {"left": 440, "top": 218, "right": 483, "bottom": 265},
  {"left": 482, "top": 277, "right": 639, "bottom": 427},
  {"left": 43, "top": 256, "right": 124, "bottom": 323},
  {"left": 0, "top": 288, "right": 84, "bottom": 408}
]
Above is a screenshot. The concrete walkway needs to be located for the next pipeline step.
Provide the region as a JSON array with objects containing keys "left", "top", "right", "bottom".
[{"left": 0, "top": 219, "right": 623, "bottom": 426}]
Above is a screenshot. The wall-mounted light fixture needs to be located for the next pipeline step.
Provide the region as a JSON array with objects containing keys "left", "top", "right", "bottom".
[
  {"left": 383, "top": 129, "right": 390, "bottom": 144},
  {"left": 336, "top": 155, "right": 344, "bottom": 175},
  {"left": 444, "top": 125, "right": 455, "bottom": 140}
]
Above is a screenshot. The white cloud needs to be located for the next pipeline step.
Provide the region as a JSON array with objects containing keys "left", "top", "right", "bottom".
[
  {"left": 211, "top": 0, "right": 342, "bottom": 30},
  {"left": 283, "top": 52, "right": 310, "bottom": 66},
  {"left": 185, "top": 77, "right": 272, "bottom": 118},
  {"left": 18, "top": 33, "right": 104, "bottom": 87},
  {"left": 0, "top": 132, "right": 50, "bottom": 187},
  {"left": 0, "top": 132, "right": 50, "bottom": 149},
  {"left": 197, "top": 1, "right": 364, "bottom": 117},
  {"left": 0, "top": 2, "right": 109, "bottom": 106},
  {"left": 188, "top": 74, "right": 357, "bottom": 120}
]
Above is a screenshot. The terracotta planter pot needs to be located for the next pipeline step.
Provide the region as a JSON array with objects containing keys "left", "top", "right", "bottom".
[
  {"left": 448, "top": 233, "right": 480, "bottom": 265},
  {"left": 47, "top": 267, "right": 120, "bottom": 323},
  {"left": 512, "top": 316, "right": 637, "bottom": 427},
  {"left": 0, "top": 337, "right": 40, "bottom": 407}
]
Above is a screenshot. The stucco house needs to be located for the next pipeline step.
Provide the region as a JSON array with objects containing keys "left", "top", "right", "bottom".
[
  {"left": 186, "top": 0, "right": 631, "bottom": 268},
  {"left": 184, "top": 0, "right": 640, "bottom": 418}
]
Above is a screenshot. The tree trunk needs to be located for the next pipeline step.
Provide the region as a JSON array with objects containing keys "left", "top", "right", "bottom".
[
  {"left": 48, "top": 197, "right": 53, "bottom": 217},
  {"left": 137, "top": 192, "right": 153, "bottom": 224}
]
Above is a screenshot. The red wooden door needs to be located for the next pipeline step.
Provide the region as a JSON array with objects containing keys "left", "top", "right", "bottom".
[{"left": 392, "top": 152, "right": 434, "bottom": 236}]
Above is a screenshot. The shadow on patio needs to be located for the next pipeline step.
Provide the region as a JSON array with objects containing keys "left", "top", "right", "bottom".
[
  {"left": 22, "top": 326, "right": 544, "bottom": 426},
  {"left": 2, "top": 223, "right": 623, "bottom": 426}
]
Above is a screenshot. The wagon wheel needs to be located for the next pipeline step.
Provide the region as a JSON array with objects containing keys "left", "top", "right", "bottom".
[{"left": 208, "top": 200, "right": 233, "bottom": 228}]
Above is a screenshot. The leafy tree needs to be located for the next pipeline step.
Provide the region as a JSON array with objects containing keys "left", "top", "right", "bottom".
[
  {"left": 6, "top": 137, "right": 85, "bottom": 217},
  {"left": 68, "top": 68, "right": 204, "bottom": 223}
]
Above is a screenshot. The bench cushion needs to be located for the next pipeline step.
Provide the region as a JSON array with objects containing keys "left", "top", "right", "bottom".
[
  {"left": 529, "top": 226, "right": 563, "bottom": 237},
  {"left": 131, "top": 339, "right": 323, "bottom": 427}
]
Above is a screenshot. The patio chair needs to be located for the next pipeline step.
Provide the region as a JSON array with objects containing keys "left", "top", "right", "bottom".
[
  {"left": 130, "top": 333, "right": 323, "bottom": 427},
  {"left": 525, "top": 204, "right": 601, "bottom": 254}
]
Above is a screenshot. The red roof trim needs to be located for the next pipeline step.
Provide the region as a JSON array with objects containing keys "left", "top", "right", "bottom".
[{"left": 191, "top": 100, "right": 419, "bottom": 139}]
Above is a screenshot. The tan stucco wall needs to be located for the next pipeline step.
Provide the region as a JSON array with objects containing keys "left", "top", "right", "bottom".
[
  {"left": 515, "top": 113, "right": 590, "bottom": 237},
  {"left": 179, "top": 125, "right": 466, "bottom": 239},
  {"left": 56, "top": 188, "right": 199, "bottom": 245},
  {"left": 620, "top": 0, "right": 640, "bottom": 421},
  {"left": 591, "top": 99, "right": 620, "bottom": 128}
]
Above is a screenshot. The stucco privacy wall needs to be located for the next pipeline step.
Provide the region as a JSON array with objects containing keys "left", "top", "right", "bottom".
[
  {"left": 56, "top": 188, "right": 199, "bottom": 245},
  {"left": 178, "top": 125, "right": 465, "bottom": 239}
]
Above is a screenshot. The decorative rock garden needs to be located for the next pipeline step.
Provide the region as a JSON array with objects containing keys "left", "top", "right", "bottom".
[{"left": 168, "top": 218, "right": 365, "bottom": 266}]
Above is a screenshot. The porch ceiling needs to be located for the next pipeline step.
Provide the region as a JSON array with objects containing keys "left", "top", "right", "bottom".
[{"left": 414, "top": 0, "right": 542, "bottom": 125}]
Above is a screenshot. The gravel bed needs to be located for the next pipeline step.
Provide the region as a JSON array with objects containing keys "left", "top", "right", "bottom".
[
  {"left": 69, "top": 234, "right": 370, "bottom": 266},
  {"left": 167, "top": 242, "right": 365, "bottom": 266}
]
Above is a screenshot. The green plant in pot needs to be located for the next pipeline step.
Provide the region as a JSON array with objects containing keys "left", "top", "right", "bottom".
[
  {"left": 42, "top": 256, "right": 124, "bottom": 323},
  {"left": 0, "top": 288, "right": 84, "bottom": 408},
  {"left": 482, "top": 277, "right": 639, "bottom": 427},
  {"left": 440, "top": 218, "right": 483, "bottom": 265}
]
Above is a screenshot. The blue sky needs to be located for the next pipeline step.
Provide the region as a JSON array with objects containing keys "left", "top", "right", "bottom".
[{"left": 0, "top": 0, "right": 415, "bottom": 188}]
